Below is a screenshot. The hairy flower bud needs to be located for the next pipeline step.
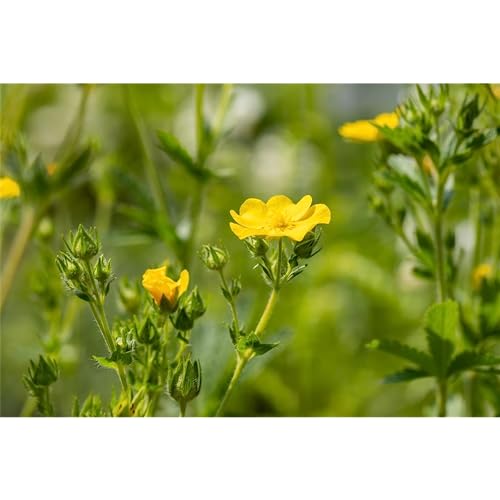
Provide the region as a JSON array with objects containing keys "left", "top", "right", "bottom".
[
  {"left": 293, "top": 230, "right": 321, "bottom": 259},
  {"left": 72, "top": 225, "right": 99, "bottom": 259},
  {"left": 167, "top": 357, "right": 202, "bottom": 407},
  {"left": 199, "top": 244, "right": 228, "bottom": 271}
]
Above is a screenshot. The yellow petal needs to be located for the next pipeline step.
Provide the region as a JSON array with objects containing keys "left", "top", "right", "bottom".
[
  {"left": 230, "top": 209, "right": 264, "bottom": 229},
  {"left": 338, "top": 120, "right": 379, "bottom": 142},
  {"left": 287, "top": 194, "right": 313, "bottom": 221},
  {"left": 0, "top": 176, "right": 21, "bottom": 199},
  {"left": 373, "top": 112, "right": 399, "bottom": 128},
  {"left": 229, "top": 222, "right": 269, "bottom": 239},
  {"left": 177, "top": 269, "right": 190, "bottom": 297},
  {"left": 266, "top": 194, "right": 294, "bottom": 212}
]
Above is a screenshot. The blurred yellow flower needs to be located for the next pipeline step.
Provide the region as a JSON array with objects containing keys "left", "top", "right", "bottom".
[
  {"left": 490, "top": 84, "right": 500, "bottom": 99},
  {"left": 0, "top": 176, "right": 21, "bottom": 199},
  {"left": 338, "top": 112, "right": 399, "bottom": 142},
  {"left": 47, "top": 162, "right": 57, "bottom": 176},
  {"left": 230, "top": 194, "right": 331, "bottom": 242},
  {"left": 472, "top": 263, "right": 493, "bottom": 289},
  {"left": 422, "top": 154, "right": 437, "bottom": 175},
  {"left": 142, "top": 266, "right": 189, "bottom": 308}
]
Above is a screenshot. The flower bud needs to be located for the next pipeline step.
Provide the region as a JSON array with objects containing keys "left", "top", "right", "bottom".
[
  {"left": 36, "top": 216, "right": 54, "bottom": 241},
  {"left": 293, "top": 230, "right": 321, "bottom": 259},
  {"left": 94, "top": 255, "right": 112, "bottom": 284},
  {"left": 199, "top": 244, "right": 228, "bottom": 271},
  {"left": 72, "top": 225, "right": 99, "bottom": 259},
  {"left": 167, "top": 357, "right": 202, "bottom": 406},
  {"left": 244, "top": 236, "right": 269, "bottom": 257},
  {"left": 137, "top": 317, "right": 158, "bottom": 345}
]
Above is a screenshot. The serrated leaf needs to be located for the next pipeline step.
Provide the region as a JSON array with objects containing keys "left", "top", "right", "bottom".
[
  {"left": 92, "top": 355, "right": 117, "bottom": 370},
  {"left": 424, "top": 300, "right": 458, "bottom": 342},
  {"left": 366, "top": 339, "right": 434, "bottom": 373},
  {"left": 448, "top": 351, "right": 500, "bottom": 376},
  {"left": 383, "top": 368, "right": 430, "bottom": 384},
  {"left": 157, "top": 130, "right": 207, "bottom": 180},
  {"left": 426, "top": 331, "right": 454, "bottom": 379}
]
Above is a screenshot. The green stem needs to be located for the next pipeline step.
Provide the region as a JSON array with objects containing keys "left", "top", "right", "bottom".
[
  {"left": 216, "top": 251, "right": 282, "bottom": 416},
  {"left": 215, "top": 355, "right": 246, "bottom": 417},
  {"left": 434, "top": 176, "right": 447, "bottom": 302},
  {"left": 438, "top": 380, "right": 448, "bottom": 417},
  {"left": 179, "top": 401, "right": 187, "bottom": 417},
  {"left": 218, "top": 268, "right": 241, "bottom": 335},
  {"left": 0, "top": 205, "right": 37, "bottom": 312},
  {"left": 82, "top": 260, "right": 130, "bottom": 397},
  {"left": 124, "top": 85, "right": 175, "bottom": 249}
]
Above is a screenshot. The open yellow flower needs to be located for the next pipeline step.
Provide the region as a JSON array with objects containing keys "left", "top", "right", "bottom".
[
  {"left": 142, "top": 266, "right": 189, "bottom": 308},
  {"left": 229, "top": 194, "right": 331, "bottom": 242},
  {"left": 0, "top": 176, "right": 21, "bottom": 199},
  {"left": 338, "top": 112, "right": 399, "bottom": 142},
  {"left": 472, "top": 263, "right": 493, "bottom": 290}
]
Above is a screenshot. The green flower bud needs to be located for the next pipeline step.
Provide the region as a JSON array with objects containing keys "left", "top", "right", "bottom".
[
  {"left": 293, "top": 230, "right": 321, "bottom": 259},
  {"left": 36, "top": 216, "right": 54, "bottom": 241},
  {"left": 167, "top": 357, "right": 202, "bottom": 406},
  {"left": 171, "top": 307, "right": 194, "bottom": 331},
  {"left": 72, "top": 225, "right": 99, "bottom": 259},
  {"left": 24, "top": 355, "right": 59, "bottom": 389},
  {"left": 137, "top": 317, "right": 158, "bottom": 345},
  {"left": 199, "top": 244, "right": 229, "bottom": 271},
  {"left": 244, "top": 236, "right": 269, "bottom": 257},
  {"left": 94, "top": 255, "right": 112, "bottom": 284}
]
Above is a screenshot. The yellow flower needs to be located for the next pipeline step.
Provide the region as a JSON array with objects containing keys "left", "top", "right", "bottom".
[
  {"left": 142, "top": 266, "right": 189, "bottom": 308},
  {"left": 338, "top": 112, "right": 399, "bottom": 142},
  {"left": 421, "top": 154, "right": 437, "bottom": 175},
  {"left": 472, "top": 263, "right": 493, "bottom": 290},
  {"left": 229, "top": 194, "right": 331, "bottom": 242},
  {"left": 0, "top": 176, "right": 21, "bottom": 199},
  {"left": 47, "top": 162, "right": 57, "bottom": 176}
]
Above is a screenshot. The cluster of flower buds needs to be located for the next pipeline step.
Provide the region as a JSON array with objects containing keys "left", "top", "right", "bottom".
[{"left": 56, "top": 225, "right": 114, "bottom": 301}]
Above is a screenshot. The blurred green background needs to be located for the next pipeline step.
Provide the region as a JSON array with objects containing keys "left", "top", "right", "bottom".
[{"left": 1, "top": 84, "right": 439, "bottom": 416}]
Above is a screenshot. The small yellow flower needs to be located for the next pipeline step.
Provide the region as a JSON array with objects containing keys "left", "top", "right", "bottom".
[
  {"left": 0, "top": 176, "right": 21, "bottom": 199},
  {"left": 338, "top": 112, "right": 399, "bottom": 142},
  {"left": 47, "top": 162, "right": 57, "bottom": 176},
  {"left": 421, "top": 154, "right": 437, "bottom": 175},
  {"left": 490, "top": 84, "right": 500, "bottom": 99},
  {"left": 229, "top": 194, "right": 331, "bottom": 242},
  {"left": 472, "top": 263, "right": 493, "bottom": 290},
  {"left": 142, "top": 266, "right": 189, "bottom": 308}
]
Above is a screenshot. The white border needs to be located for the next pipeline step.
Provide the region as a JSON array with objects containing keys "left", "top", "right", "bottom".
[
  {"left": 1, "top": 0, "right": 499, "bottom": 82},
  {"left": 1, "top": 418, "right": 498, "bottom": 499}
]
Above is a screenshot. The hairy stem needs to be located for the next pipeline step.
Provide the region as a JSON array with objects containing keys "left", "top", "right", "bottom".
[{"left": 0, "top": 205, "right": 37, "bottom": 312}]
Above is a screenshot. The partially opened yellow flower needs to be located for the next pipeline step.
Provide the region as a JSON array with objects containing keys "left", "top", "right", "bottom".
[
  {"left": 338, "top": 112, "right": 399, "bottom": 142},
  {"left": 472, "top": 263, "right": 493, "bottom": 290},
  {"left": 230, "top": 194, "right": 331, "bottom": 242},
  {"left": 142, "top": 266, "right": 189, "bottom": 309},
  {"left": 0, "top": 176, "right": 21, "bottom": 199}
]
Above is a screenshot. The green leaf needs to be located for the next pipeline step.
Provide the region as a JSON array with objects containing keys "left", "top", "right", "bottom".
[
  {"left": 236, "top": 333, "right": 280, "bottom": 356},
  {"left": 157, "top": 130, "right": 207, "bottom": 180},
  {"left": 426, "top": 331, "right": 454, "bottom": 379},
  {"left": 424, "top": 300, "right": 459, "bottom": 342},
  {"left": 448, "top": 351, "right": 500, "bottom": 376},
  {"left": 92, "top": 355, "right": 117, "bottom": 370},
  {"left": 366, "top": 339, "right": 434, "bottom": 373},
  {"left": 383, "top": 368, "right": 430, "bottom": 384}
]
